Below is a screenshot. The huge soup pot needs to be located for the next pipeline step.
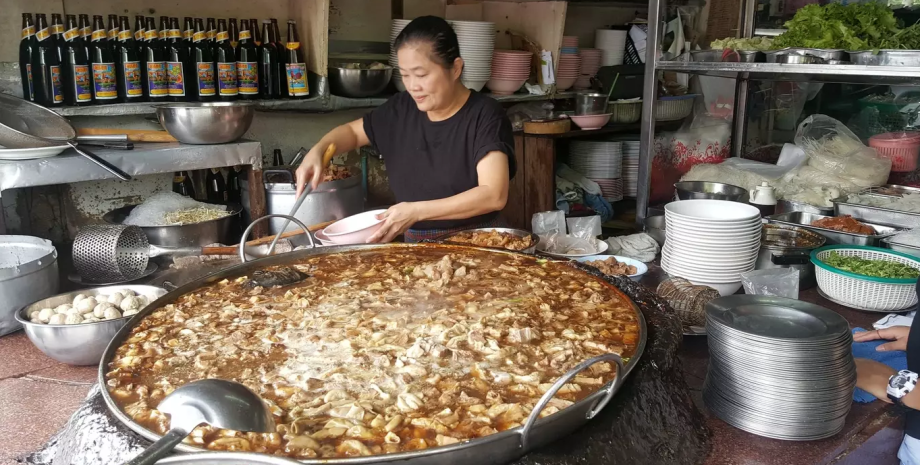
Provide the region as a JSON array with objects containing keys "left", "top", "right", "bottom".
[
  {"left": 99, "top": 243, "right": 646, "bottom": 465},
  {"left": 0, "top": 236, "right": 58, "bottom": 336}
]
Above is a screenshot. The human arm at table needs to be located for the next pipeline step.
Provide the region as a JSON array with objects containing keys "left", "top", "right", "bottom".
[
  {"left": 366, "top": 150, "right": 510, "bottom": 243},
  {"left": 294, "top": 119, "right": 370, "bottom": 196}
]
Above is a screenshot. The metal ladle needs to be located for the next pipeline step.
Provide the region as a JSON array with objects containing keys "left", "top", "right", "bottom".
[{"left": 124, "top": 379, "right": 275, "bottom": 465}]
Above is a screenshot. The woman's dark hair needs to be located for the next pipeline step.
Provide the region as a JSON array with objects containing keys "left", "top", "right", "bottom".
[{"left": 394, "top": 16, "right": 461, "bottom": 70}]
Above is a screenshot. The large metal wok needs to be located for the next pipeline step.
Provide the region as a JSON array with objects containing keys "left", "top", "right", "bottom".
[{"left": 99, "top": 242, "right": 647, "bottom": 465}]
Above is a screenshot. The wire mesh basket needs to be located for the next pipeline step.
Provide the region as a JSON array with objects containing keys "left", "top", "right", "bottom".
[{"left": 811, "top": 245, "right": 920, "bottom": 312}]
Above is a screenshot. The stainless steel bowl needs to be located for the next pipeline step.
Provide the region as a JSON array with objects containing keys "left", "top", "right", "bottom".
[
  {"left": 644, "top": 215, "right": 666, "bottom": 245},
  {"left": 327, "top": 66, "right": 393, "bottom": 98},
  {"left": 103, "top": 203, "right": 242, "bottom": 248},
  {"left": 674, "top": 181, "right": 749, "bottom": 202},
  {"left": 575, "top": 93, "right": 610, "bottom": 116},
  {"left": 155, "top": 102, "right": 255, "bottom": 145},
  {"left": 436, "top": 227, "right": 540, "bottom": 254},
  {"left": 14, "top": 285, "right": 167, "bottom": 365}
]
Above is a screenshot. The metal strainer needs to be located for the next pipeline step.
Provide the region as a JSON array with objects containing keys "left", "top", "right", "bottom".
[{"left": 73, "top": 225, "right": 151, "bottom": 283}]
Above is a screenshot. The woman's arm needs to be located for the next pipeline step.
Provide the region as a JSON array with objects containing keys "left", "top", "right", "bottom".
[
  {"left": 294, "top": 119, "right": 370, "bottom": 196},
  {"left": 366, "top": 151, "right": 510, "bottom": 243}
]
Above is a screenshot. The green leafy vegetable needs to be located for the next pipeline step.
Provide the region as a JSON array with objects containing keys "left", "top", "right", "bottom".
[
  {"left": 773, "top": 3, "right": 900, "bottom": 50},
  {"left": 710, "top": 37, "right": 774, "bottom": 51},
  {"left": 822, "top": 251, "right": 920, "bottom": 279}
]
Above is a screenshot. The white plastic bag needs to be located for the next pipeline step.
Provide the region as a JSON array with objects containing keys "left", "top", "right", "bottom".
[
  {"left": 567, "top": 216, "right": 601, "bottom": 239},
  {"left": 740, "top": 269, "right": 800, "bottom": 299},
  {"left": 795, "top": 115, "right": 891, "bottom": 188},
  {"left": 532, "top": 211, "right": 566, "bottom": 236}
]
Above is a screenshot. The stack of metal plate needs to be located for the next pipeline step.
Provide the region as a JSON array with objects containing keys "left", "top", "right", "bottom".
[{"left": 703, "top": 295, "right": 856, "bottom": 441}]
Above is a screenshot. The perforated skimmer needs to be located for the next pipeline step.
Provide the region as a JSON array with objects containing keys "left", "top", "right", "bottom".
[{"left": 73, "top": 225, "right": 151, "bottom": 283}]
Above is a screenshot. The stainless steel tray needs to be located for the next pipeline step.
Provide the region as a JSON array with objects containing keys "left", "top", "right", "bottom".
[
  {"left": 861, "top": 184, "right": 920, "bottom": 197},
  {"left": 765, "top": 212, "right": 900, "bottom": 246},
  {"left": 435, "top": 227, "right": 539, "bottom": 254},
  {"left": 882, "top": 237, "right": 920, "bottom": 258},
  {"left": 775, "top": 199, "right": 834, "bottom": 216},
  {"left": 833, "top": 194, "right": 920, "bottom": 228},
  {"left": 848, "top": 50, "right": 920, "bottom": 67}
]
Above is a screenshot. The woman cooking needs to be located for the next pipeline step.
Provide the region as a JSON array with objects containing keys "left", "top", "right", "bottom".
[{"left": 295, "top": 16, "right": 516, "bottom": 243}]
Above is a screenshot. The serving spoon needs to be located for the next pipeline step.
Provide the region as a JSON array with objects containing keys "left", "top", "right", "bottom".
[{"left": 124, "top": 379, "right": 275, "bottom": 465}]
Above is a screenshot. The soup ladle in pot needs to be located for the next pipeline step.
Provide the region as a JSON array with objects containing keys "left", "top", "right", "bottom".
[{"left": 124, "top": 379, "right": 275, "bottom": 465}]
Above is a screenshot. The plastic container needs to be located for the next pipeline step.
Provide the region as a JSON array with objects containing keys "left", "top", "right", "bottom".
[
  {"left": 869, "top": 132, "right": 920, "bottom": 172},
  {"left": 655, "top": 95, "right": 696, "bottom": 122},
  {"left": 607, "top": 100, "right": 642, "bottom": 123},
  {"left": 811, "top": 245, "right": 920, "bottom": 312}
]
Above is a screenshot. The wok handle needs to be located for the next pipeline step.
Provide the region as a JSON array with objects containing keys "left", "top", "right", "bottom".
[
  {"left": 240, "top": 214, "right": 314, "bottom": 263},
  {"left": 123, "top": 427, "right": 189, "bottom": 465},
  {"left": 66, "top": 142, "right": 132, "bottom": 181},
  {"left": 518, "top": 353, "right": 625, "bottom": 452}
]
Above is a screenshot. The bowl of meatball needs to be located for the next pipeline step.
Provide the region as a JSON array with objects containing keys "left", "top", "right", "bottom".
[{"left": 15, "top": 285, "right": 167, "bottom": 366}]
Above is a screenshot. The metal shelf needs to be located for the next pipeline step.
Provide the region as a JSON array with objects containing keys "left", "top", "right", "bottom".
[{"left": 656, "top": 61, "right": 920, "bottom": 85}]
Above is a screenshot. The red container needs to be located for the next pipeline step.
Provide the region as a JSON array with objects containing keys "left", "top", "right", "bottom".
[{"left": 869, "top": 132, "right": 920, "bottom": 172}]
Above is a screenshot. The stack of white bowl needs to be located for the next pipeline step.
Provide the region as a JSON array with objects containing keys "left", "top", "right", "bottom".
[
  {"left": 595, "top": 29, "right": 627, "bottom": 66},
  {"left": 661, "top": 200, "right": 762, "bottom": 296},
  {"left": 622, "top": 141, "right": 639, "bottom": 197},
  {"left": 389, "top": 19, "right": 413, "bottom": 92},
  {"left": 451, "top": 20, "right": 496, "bottom": 92}
]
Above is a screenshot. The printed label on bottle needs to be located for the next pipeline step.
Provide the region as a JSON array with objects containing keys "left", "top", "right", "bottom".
[
  {"left": 231, "top": 40, "right": 238, "bottom": 49},
  {"left": 236, "top": 62, "right": 258, "bottom": 95},
  {"left": 36, "top": 28, "right": 50, "bottom": 41},
  {"left": 285, "top": 63, "right": 309, "bottom": 96},
  {"left": 145, "top": 30, "right": 158, "bottom": 41},
  {"left": 167, "top": 61, "right": 185, "bottom": 96},
  {"left": 52, "top": 24, "right": 64, "bottom": 35},
  {"left": 134, "top": 29, "right": 144, "bottom": 41},
  {"left": 21, "top": 25, "right": 35, "bottom": 39},
  {"left": 196, "top": 62, "right": 216, "bottom": 96},
  {"left": 123, "top": 61, "right": 143, "bottom": 97},
  {"left": 63, "top": 28, "right": 79, "bottom": 41},
  {"left": 91, "top": 29, "right": 106, "bottom": 41},
  {"left": 192, "top": 31, "right": 206, "bottom": 42},
  {"left": 208, "top": 30, "right": 216, "bottom": 41},
  {"left": 50, "top": 65, "right": 63, "bottom": 103},
  {"left": 183, "top": 30, "right": 192, "bottom": 40},
  {"left": 238, "top": 30, "right": 251, "bottom": 40},
  {"left": 168, "top": 29, "right": 181, "bottom": 39},
  {"left": 147, "top": 62, "right": 168, "bottom": 97},
  {"left": 108, "top": 29, "right": 118, "bottom": 40},
  {"left": 81, "top": 26, "right": 91, "bottom": 38},
  {"left": 117, "top": 30, "right": 131, "bottom": 41},
  {"left": 26, "top": 64, "right": 34, "bottom": 101},
  {"left": 217, "top": 62, "right": 238, "bottom": 96},
  {"left": 158, "top": 29, "right": 166, "bottom": 40},
  {"left": 92, "top": 63, "right": 117, "bottom": 99},
  {"left": 72, "top": 64, "right": 92, "bottom": 102},
  {"left": 286, "top": 42, "right": 300, "bottom": 50},
  {"left": 216, "top": 31, "right": 229, "bottom": 42}
]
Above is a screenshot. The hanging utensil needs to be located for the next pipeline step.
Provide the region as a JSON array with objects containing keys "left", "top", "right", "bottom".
[
  {"left": 75, "top": 127, "right": 177, "bottom": 143},
  {"left": 0, "top": 93, "right": 131, "bottom": 181},
  {"left": 289, "top": 146, "right": 309, "bottom": 167},
  {"left": 124, "top": 379, "right": 275, "bottom": 465},
  {"left": 266, "top": 144, "right": 337, "bottom": 255}
]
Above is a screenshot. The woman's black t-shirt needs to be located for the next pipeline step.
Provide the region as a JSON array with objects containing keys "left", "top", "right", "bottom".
[
  {"left": 362, "top": 91, "right": 516, "bottom": 230},
  {"left": 907, "top": 278, "right": 920, "bottom": 439}
]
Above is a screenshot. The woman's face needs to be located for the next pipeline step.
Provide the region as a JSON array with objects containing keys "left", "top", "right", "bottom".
[{"left": 397, "top": 43, "right": 461, "bottom": 113}]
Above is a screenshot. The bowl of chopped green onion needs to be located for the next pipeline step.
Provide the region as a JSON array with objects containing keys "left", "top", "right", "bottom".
[{"left": 811, "top": 245, "right": 920, "bottom": 312}]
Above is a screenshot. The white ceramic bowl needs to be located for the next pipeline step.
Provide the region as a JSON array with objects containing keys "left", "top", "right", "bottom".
[
  {"left": 688, "top": 280, "right": 742, "bottom": 296},
  {"left": 575, "top": 255, "right": 647, "bottom": 282},
  {"left": 664, "top": 234, "right": 761, "bottom": 248},
  {"left": 663, "top": 256, "right": 757, "bottom": 273},
  {"left": 665, "top": 199, "right": 761, "bottom": 222},
  {"left": 324, "top": 209, "right": 388, "bottom": 244}
]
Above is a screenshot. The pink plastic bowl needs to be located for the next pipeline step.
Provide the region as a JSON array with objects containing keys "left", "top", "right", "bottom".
[
  {"left": 570, "top": 113, "right": 612, "bottom": 130},
  {"left": 487, "top": 78, "right": 527, "bottom": 95},
  {"left": 869, "top": 132, "right": 920, "bottom": 172},
  {"left": 313, "top": 228, "right": 335, "bottom": 246},
  {"left": 324, "top": 209, "right": 388, "bottom": 244}
]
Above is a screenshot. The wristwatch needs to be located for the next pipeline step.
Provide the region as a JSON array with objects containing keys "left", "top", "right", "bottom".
[{"left": 887, "top": 370, "right": 919, "bottom": 406}]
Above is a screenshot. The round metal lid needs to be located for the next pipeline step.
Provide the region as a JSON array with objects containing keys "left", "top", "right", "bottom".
[
  {"left": 705, "top": 295, "right": 849, "bottom": 341},
  {"left": 0, "top": 235, "right": 58, "bottom": 281}
]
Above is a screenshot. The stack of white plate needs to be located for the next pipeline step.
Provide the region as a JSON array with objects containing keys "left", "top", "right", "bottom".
[
  {"left": 704, "top": 295, "right": 855, "bottom": 441},
  {"left": 591, "top": 178, "right": 624, "bottom": 202},
  {"left": 568, "top": 140, "right": 622, "bottom": 178},
  {"left": 661, "top": 200, "right": 762, "bottom": 296},
  {"left": 623, "top": 141, "right": 639, "bottom": 197},
  {"left": 595, "top": 29, "right": 627, "bottom": 66},
  {"left": 451, "top": 20, "right": 496, "bottom": 92},
  {"left": 389, "top": 19, "right": 413, "bottom": 92}
]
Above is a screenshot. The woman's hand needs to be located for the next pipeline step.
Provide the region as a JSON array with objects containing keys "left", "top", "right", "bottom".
[
  {"left": 366, "top": 203, "right": 420, "bottom": 243},
  {"left": 294, "top": 145, "right": 328, "bottom": 197},
  {"left": 853, "top": 326, "right": 911, "bottom": 352},
  {"left": 856, "top": 358, "right": 896, "bottom": 403}
]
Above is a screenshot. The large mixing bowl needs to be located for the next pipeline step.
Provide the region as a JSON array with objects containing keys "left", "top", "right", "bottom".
[
  {"left": 674, "top": 181, "right": 750, "bottom": 203},
  {"left": 155, "top": 102, "right": 255, "bottom": 145},
  {"left": 15, "top": 285, "right": 167, "bottom": 366},
  {"left": 328, "top": 66, "right": 393, "bottom": 98}
]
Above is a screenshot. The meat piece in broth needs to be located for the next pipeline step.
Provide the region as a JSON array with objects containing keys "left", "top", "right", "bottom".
[{"left": 245, "top": 267, "right": 307, "bottom": 288}]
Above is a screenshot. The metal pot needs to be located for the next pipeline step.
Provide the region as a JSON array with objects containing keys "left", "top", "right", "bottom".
[
  {"left": 575, "top": 93, "right": 609, "bottom": 116},
  {"left": 99, "top": 243, "right": 646, "bottom": 465},
  {"left": 103, "top": 204, "right": 242, "bottom": 248},
  {"left": 0, "top": 236, "right": 59, "bottom": 336},
  {"left": 757, "top": 224, "right": 826, "bottom": 289},
  {"left": 241, "top": 168, "right": 364, "bottom": 235}
]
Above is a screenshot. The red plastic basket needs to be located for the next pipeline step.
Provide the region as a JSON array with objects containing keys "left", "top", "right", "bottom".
[{"left": 869, "top": 132, "right": 920, "bottom": 172}]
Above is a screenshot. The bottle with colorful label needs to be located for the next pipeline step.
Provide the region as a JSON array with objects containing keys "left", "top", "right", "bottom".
[
  {"left": 236, "top": 19, "right": 259, "bottom": 99},
  {"left": 214, "top": 19, "right": 237, "bottom": 101},
  {"left": 284, "top": 20, "right": 309, "bottom": 99},
  {"left": 167, "top": 17, "right": 190, "bottom": 101},
  {"left": 116, "top": 16, "right": 143, "bottom": 102},
  {"left": 19, "top": 13, "right": 35, "bottom": 101},
  {"left": 192, "top": 18, "right": 215, "bottom": 101},
  {"left": 259, "top": 20, "right": 280, "bottom": 98},
  {"left": 89, "top": 15, "right": 117, "bottom": 102},
  {"left": 107, "top": 14, "right": 119, "bottom": 47},
  {"left": 144, "top": 17, "right": 168, "bottom": 101},
  {"left": 32, "top": 14, "right": 63, "bottom": 106},
  {"left": 228, "top": 18, "right": 239, "bottom": 51},
  {"left": 78, "top": 14, "right": 91, "bottom": 69},
  {"left": 62, "top": 14, "right": 92, "bottom": 106},
  {"left": 50, "top": 14, "right": 65, "bottom": 62}
]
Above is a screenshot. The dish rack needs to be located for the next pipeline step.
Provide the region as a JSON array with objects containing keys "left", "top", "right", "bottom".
[
  {"left": 811, "top": 245, "right": 920, "bottom": 312},
  {"left": 607, "top": 100, "right": 642, "bottom": 123},
  {"left": 655, "top": 95, "right": 697, "bottom": 122}
]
